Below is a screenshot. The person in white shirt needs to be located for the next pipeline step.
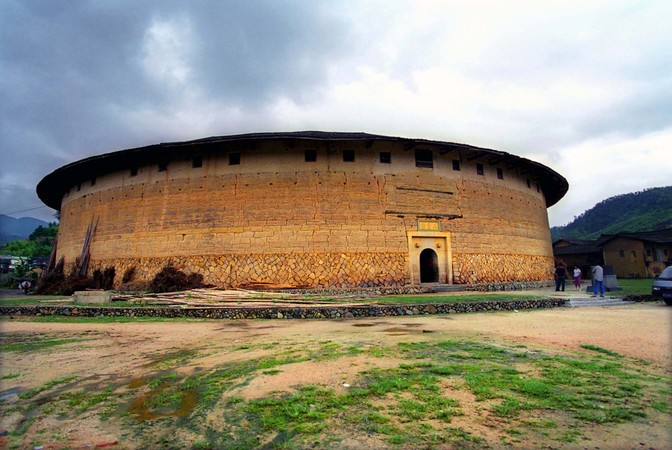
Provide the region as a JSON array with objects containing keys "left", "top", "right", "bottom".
[
  {"left": 592, "top": 264, "right": 605, "bottom": 297},
  {"left": 573, "top": 266, "right": 582, "bottom": 291}
]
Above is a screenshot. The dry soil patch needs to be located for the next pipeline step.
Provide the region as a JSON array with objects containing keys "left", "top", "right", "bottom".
[{"left": 1, "top": 302, "right": 670, "bottom": 449}]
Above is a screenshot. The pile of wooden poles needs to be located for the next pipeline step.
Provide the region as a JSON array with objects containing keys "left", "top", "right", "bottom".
[{"left": 112, "top": 288, "right": 356, "bottom": 307}]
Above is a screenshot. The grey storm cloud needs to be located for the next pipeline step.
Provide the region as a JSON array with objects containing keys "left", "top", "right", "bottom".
[
  {"left": 0, "top": 0, "right": 356, "bottom": 219},
  {"left": 1, "top": 1, "right": 351, "bottom": 141},
  {"left": 186, "top": 2, "right": 353, "bottom": 104}
]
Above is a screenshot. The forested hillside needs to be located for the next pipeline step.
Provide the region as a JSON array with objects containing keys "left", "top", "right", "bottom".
[
  {"left": 0, "top": 215, "right": 48, "bottom": 245},
  {"left": 0, "top": 223, "right": 59, "bottom": 258},
  {"left": 551, "top": 186, "right": 672, "bottom": 241}
]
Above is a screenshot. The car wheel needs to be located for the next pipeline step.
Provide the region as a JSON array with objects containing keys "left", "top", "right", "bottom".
[{"left": 664, "top": 298, "right": 672, "bottom": 306}]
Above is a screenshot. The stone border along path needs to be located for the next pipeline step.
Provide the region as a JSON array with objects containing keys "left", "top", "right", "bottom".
[
  {"left": 2, "top": 281, "right": 650, "bottom": 320},
  {"left": 0, "top": 298, "right": 569, "bottom": 320},
  {"left": 562, "top": 297, "right": 635, "bottom": 308}
]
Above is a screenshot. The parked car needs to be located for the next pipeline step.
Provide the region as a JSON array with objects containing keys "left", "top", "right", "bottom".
[{"left": 652, "top": 265, "right": 672, "bottom": 305}]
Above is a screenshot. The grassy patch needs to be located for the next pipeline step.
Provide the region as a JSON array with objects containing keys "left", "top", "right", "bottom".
[
  {"left": 615, "top": 279, "right": 653, "bottom": 296},
  {"left": 373, "top": 293, "right": 543, "bottom": 304},
  {"left": 147, "top": 349, "right": 199, "bottom": 370},
  {"left": 181, "top": 355, "right": 307, "bottom": 408},
  {"left": 4, "top": 315, "right": 198, "bottom": 323},
  {"left": 2, "top": 335, "right": 668, "bottom": 449},
  {"left": 492, "top": 397, "right": 529, "bottom": 418},
  {"left": 246, "top": 385, "right": 344, "bottom": 433},
  {"left": 308, "top": 341, "right": 364, "bottom": 360},
  {"left": 146, "top": 371, "right": 180, "bottom": 389},
  {"left": 1, "top": 291, "right": 543, "bottom": 309},
  {"left": 1, "top": 335, "right": 83, "bottom": 353},
  {"left": 367, "top": 344, "right": 395, "bottom": 358},
  {"left": 0, "top": 295, "right": 71, "bottom": 306},
  {"left": 0, "top": 372, "right": 20, "bottom": 379},
  {"left": 65, "top": 386, "right": 117, "bottom": 413},
  {"left": 19, "top": 375, "right": 78, "bottom": 399},
  {"left": 580, "top": 344, "right": 623, "bottom": 358},
  {"left": 10, "top": 415, "right": 36, "bottom": 437}
]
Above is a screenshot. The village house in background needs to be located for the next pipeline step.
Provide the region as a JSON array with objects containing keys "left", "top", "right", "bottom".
[
  {"left": 37, "top": 132, "right": 568, "bottom": 289},
  {"left": 553, "top": 229, "right": 672, "bottom": 279}
]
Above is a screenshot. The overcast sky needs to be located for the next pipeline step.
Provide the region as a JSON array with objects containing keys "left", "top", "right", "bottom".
[{"left": 1, "top": 0, "right": 670, "bottom": 227}]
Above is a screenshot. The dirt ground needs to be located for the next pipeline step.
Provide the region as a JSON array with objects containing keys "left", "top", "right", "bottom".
[{"left": 1, "top": 301, "right": 671, "bottom": 449}]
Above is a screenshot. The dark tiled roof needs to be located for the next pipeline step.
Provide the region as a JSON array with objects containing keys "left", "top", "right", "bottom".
[
  {"left": 553, "top": 238, "right": 595, "bottom": 246},
  {"left": 553, "top": 243, "right": 603, "bottom": 255},
  {"left": 606, "top": 228, "right": 672, "bottom": 244},
  {"left": 553, "top": 228, "right": 672, "bottom": 256}
]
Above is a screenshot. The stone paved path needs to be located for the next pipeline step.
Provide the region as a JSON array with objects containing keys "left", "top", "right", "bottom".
[{"left": 520, "top": 285, "right": 634, "bottom": 308}]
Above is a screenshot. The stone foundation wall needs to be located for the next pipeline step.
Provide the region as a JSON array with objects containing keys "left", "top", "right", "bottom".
[
  {"left": 87, "top": 252, "right": 409, "bottom": 288},
  {"left": 452, "top": 253, "right": 554, "bottom": 284},
  {"left": 80, "top": 251, "right": 554, "bottom": 289}
]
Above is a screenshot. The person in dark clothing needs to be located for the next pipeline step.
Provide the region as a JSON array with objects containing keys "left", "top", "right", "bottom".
[{"left": 554, "top": 263, "right": 567, "bottom": 292}]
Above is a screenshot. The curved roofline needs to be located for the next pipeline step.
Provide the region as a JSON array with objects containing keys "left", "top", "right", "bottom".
[{"left": 37, "top": 131, "right": 568, "bottom": 210}]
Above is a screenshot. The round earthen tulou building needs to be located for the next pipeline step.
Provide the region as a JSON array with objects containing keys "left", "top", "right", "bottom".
[{"left": 37, "top": 131, "right": 568, "bottom": 289}]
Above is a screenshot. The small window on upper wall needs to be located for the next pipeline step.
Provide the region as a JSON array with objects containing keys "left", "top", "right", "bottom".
[
  {"left": 379, "top": 152, "right": 391, "bottom": 163},
  {"left": 527, "top": 179, "right": 531, "bottom": 188},
  {"left": 619, "top": 250, "right": 625, "bottom": 257},
  {"left": 229, "top": 152, "right": 240, "bottom": 165},
  {"left": 90, "top": 177, "right": 96, "bottom": 186},
  {"left": 343, "top": 149, "right": 355, "bottom": 162},
  {"left": 476, "top": 163, "right": 484, "bottom": 175},
  {"left": 158, "top": 160, "right": 168, "bottom": 172},
  {"left": 192, "top": 156, "right": 203, "bottom": 168},
  {"left": 130, "top": 166, "right": 138, "bottom": 177},
  {"left": 452, "top": 160, "right": 460, "bottom": 171},
  {"left": 415, "top": 150, "right": 433, "bottom": 168},
  {"left": 497, "top": 168, "right": 504, "bottom": 180},
  {"left": 305, "top": 149, "right": 317, "bottom": 162}
]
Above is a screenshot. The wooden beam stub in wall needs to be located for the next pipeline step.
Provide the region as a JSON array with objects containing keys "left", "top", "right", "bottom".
[{"left": 397, "top": 187, "right": 454, "bottom": 195}]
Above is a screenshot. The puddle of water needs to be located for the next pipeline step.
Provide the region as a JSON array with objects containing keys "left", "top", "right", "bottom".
[
  {"left": 128, "top": 388, "right": 198, "bottom": 421},
  {"left": 35, "top": 395, "right": 55, "bottom": 406},
  {"left": 127, "top": 374, "right": 198, "bottom": 420},
  {"left": 0, "top": 387, "right": 21, "bottom": 401},
  {"left": 127, "top": 378, "right": 146, "bottom": 389},
  {"left": 382, "top": 327, "right": 435, "bottom": 334}
]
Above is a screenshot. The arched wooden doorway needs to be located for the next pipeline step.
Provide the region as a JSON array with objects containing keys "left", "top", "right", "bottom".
[{"left": 420, "top": 248, "right": 439, "bottom": 283}]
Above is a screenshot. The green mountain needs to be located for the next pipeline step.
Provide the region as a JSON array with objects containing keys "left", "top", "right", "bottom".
[
  {"left": 0, "top": 215, "right": 48, "bottom": 246},
  {"left": 551, "top": 186, "right": 672, "bottom": 241}
]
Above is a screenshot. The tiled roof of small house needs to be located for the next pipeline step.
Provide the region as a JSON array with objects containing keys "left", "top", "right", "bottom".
[{"left": 553, "top": 228, "right": 672, "bottom": 255}]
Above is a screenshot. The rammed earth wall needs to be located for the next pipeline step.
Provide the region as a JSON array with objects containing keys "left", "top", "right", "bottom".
[{"left": 41, "top": 133, "right": 567, "bottom": 289}]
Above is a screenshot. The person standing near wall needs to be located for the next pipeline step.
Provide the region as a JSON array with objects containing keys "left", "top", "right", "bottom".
[
  {"left": 592, "top": 264, "right": 605, "bottom": 297},
  {"left": 554, "top": 262, "right": 567, "bottom": 292},
  {"left": 573, "top": 266, "right": 582, "bottom": 291}
]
